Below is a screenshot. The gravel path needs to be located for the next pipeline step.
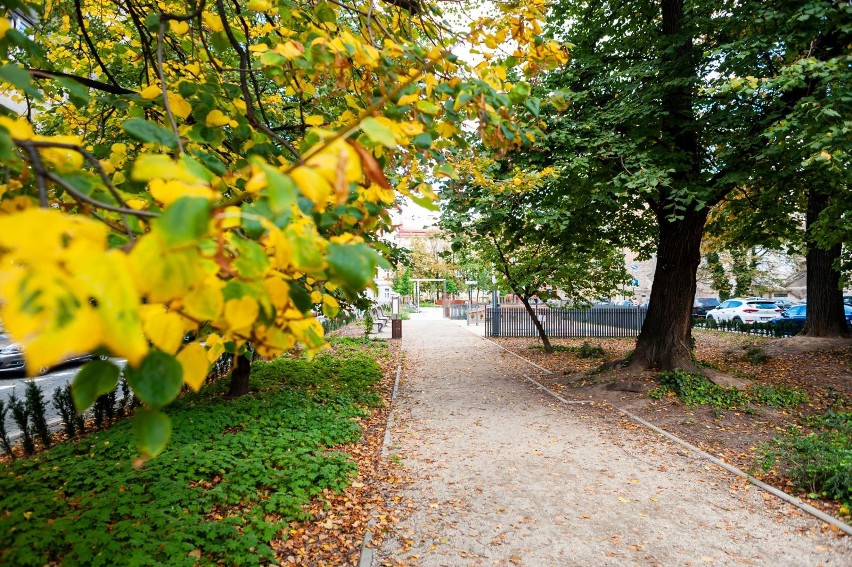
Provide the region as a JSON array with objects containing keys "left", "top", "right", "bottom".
[{"left": 374, "top": 312, "right": 852, "bottom": 566}]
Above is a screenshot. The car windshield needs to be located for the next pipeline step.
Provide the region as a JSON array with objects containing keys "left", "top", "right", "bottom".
[{"left": 747, "top": 301, "right": 778, "bottom": 309}]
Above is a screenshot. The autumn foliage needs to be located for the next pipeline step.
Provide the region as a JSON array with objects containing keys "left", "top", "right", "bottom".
[{"left": 0, "top": 0, "right": 565, "bottom": 453}]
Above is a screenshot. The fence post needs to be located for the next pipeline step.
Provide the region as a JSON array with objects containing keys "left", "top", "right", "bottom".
[{"left": 491, "top": 288, "right": 500, "bottom": 337}]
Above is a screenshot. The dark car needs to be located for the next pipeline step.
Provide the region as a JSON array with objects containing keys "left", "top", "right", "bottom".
[
  {"left": 0, "top": 341, "right": 95, "bottom": 376},
  {"left": 769, "top": 304, "right": 852, "bottom": 333},
  {"left": 692, "top": 297, "right": 720, "bottom": 318}
]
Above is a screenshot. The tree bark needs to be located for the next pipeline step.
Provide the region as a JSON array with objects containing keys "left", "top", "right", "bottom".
[
  {"left": 227, "top": 355, "right": 251, "bottom": 398},
  {"left": 630, "top": 209, "right": 707, "bottom": 371},
  {"left": 518, "top": 296, "right": 553, "bottom": 353},
  {"left": 802, "top": 187, "right": 846, "bottom": 336}
]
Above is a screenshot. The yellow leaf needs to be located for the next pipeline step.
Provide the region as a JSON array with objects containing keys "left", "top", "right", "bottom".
[
  {"left": 246, "top": 0, "right": 271, "bottom": 11},
  {"left": 166, "top": 92, "right": 192, "bottom": 120},
  {"left": 205, "top": 109, "right": 234, "bottom": 128},
  {"left": 72, "top": 250, "right": 149, "bottom": 366},
  {"left": 0, "top": 18, "right": 10, "bottom": 40},
  {"left": 322, "top": 294, "right": 339, "bottom": 317},
  {"left": 202, "top": 12, "right": 223, "bottom": 32},
  {"left": 183, "top": 277, "right": 224, "bottom": 321},
  {"left": 177, "top": 343, "right": 209, "bottom": 392},
  {"left": 304, "top": 115, "right": 325, "bottom": 126},
  {"left": 131, "top": 154, "right": 205, "bottom": 183},
  {"left": 224, "top": 296, "right": 259, "bottom": 331},
  {"left": 149, "top": 179, "right": 216, "bottom": 206},
  {"left": 397, "top": 92, "right": 419, "bottom": 106},
  {"left": 275, "top": 40, "right": 304, "bottom": 59},
  {"left": 139, "top": 84, "right": 162, "bottom": 99},
  {"left": 290, "top": 166, "right": 332, "bottom": 210},
  {"left": 129, "top": 231, "right": 204, "bottom": 303},
  {"left": 0, "top": 116, "right": 34, "bottom": 139},
  {"left": 141, "top": 307, "right": 185, "bottom": 355},
  {"left": 169, "top": 20, "right": 190, "bottom": 36}
]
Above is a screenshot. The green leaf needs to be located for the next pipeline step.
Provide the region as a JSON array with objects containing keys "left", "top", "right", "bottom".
[
  {"left": 157, "top": 197, "right": 210, "bottom": 246},
  {"left": 415, "top": 100, "right": 441, "bottom": 114},
  {"left": 408, "top": 192, "right": 440, "bottom": 211},
  {"left": 133, "top": 408, "right": 172, "bottom": 457},
  {"left": 72, "top": 359, "right": 121, "bottom": 412},
  {"left": 360, "top": 117, "right": 397, "bottom": 149},
  {"left": 0, "top": 126, "right": 16, "bottom": 162},
  {"left": 233, "top": 238, "right": 270, "bottom": 279},
  {"left": 0, "top": 63, "right": 41, "bottom": 100},
  {"left": 122, "top": 118, "right": 180, "bottom": 149},
  {"left": 508, "top": 81, "right": 530, "bottom": 104},
  {"left": 288, "top": 282, "right": 312, "bottom": 312},
  {"left": 412, "top": 132, "right": 432, "bottom": 148},
  {"left": 524, "top": 97, "right": 541, "bottom": 117},
  {"left": 126, "top": 351, "right": 183, "bottom": 407},
  {"left": 259, "top": 163, "right": 297, "bottom": 214},
  {"left": 433, "top": 163, "right": 458, "bottom": 180},
  {"left": 327, "top": 242, "right": 378, "bottom": 291},
  {"left": 191, "top": 150, "right": 227, "bottom": 175}
]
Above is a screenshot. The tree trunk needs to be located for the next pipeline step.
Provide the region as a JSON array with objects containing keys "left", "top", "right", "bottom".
[
  {"left": 630, "top": 210, "right": 707, "bottom": 371},
  {"left": 518, "top": 296, "right": 553, "bottom": 353},
  {"left": 227, "top": 355, "right": 251, "bottom": 398},
  {"left": 802, "top": 187, "right": 846, "bottom": 337}
]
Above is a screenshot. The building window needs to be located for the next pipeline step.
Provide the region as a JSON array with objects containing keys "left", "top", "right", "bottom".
[
  {"left": 774, "top": 293, "right": 788, "bottom": 298},
  {"left": 384, "top": 288, "right": 390, "bottom": 298}
]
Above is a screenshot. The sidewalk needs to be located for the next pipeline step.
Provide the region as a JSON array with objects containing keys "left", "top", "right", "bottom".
[{"left": 374, "top": 315, "right": 852, "bottom": 565}]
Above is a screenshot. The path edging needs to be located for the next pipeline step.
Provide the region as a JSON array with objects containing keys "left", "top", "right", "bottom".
[{"left": 358, "top": 363, "right": 403, "bottom": 567}]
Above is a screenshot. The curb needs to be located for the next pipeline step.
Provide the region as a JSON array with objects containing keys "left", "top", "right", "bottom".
[{"left": 358, "top": 363, "right": 403, "bottom": 567}]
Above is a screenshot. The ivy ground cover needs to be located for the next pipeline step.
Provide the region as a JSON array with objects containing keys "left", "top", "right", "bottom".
[{"left": 0, "top": 338, "right": 387, "bottom": 566}]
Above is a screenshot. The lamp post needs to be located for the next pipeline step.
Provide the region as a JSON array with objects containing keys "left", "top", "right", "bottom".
[{"left": 491, "top": 273, "right": 499, "bottom": 337}]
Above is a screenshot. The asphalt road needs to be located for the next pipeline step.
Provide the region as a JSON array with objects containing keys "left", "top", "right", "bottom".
[{"left": 1, "top": 360, "right": 127, "bottom": 440}]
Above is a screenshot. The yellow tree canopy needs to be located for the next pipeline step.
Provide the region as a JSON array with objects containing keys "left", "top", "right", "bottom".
[{"left": 0, "top": 0, "right": 565, "bottom": 454}]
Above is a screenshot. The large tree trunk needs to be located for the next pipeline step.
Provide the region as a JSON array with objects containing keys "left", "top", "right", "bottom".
[
  {"left": 803, "top": 187, "right": 846, "bottom": 336},
  {"left": 629, "top": 0, "right": 705, "bottom": 371},
  {"left": 630, "top": 210, "right": 707, "bottom": 371},
  {"left": 518, "top": 296, "right": 553, "bottom": 353}
]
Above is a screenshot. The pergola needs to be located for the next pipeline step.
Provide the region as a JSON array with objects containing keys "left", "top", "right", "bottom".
[{"left": 410, "top": 278, "right": 446, "bottom": 311}]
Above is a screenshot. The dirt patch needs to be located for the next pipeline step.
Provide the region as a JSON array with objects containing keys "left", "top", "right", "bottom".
[{"left": 491, "top": 330, "right": 852, "bottom": 522}]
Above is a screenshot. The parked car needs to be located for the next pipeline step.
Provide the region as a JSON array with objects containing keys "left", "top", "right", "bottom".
[
  {"left": 692, "top": 297, "right": 720, "bottom": 318},
  {"left": 769, "top": 303, "right": 852, "bottom": 332},
  {"left": 844, "top": 296, "right": 852, "bottom": 307},
  {"left": 0, "top": 342, "right": 95, "bottom": 375},
  {"left": 705, "top": 297, "right": 782, "bottom": 324},
  {"left": 772, "top": 299, "right": 795, "bottom": 311}
]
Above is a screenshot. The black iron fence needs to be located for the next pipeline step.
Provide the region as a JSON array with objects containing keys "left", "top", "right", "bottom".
[
  {"left": 484, "top": 306, "right": 647, "bottom": 338},
  {"left": 692, "top": 317, "right": 800, "bottom": 337}
]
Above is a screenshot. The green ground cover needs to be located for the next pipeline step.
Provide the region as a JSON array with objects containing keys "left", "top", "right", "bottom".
[{"left": 0, "top": 338, "right": 386, "bottom": 566}]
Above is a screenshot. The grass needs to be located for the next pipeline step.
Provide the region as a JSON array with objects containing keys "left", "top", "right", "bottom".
[{"left": 0, "top": 338, "right": 388, "bottom": 566}]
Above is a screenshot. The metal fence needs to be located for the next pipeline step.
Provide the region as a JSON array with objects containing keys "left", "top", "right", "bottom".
[
  {"left": 484, "top": 306, "right": 647, "bottom": 338},
  {"left": 447, "top": 303, "right": 468, "bottom": 320}
]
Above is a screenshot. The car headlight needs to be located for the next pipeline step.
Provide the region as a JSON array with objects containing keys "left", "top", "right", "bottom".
[{"left": 0, "top": 343, "right": 22, "bottom": 354}]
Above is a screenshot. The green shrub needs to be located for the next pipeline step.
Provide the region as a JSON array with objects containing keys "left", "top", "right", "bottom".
[
  {"left": 749, "top": 384, "right": 808, "bottom": 408},
  {"left": 761, "top": 412, "right": 852, "bottom": 502},
  {"left": 0, "top": 399, "right": 14, "bottom": 459},
  {"left": 649, "top": 370, "right": 748, "bottom": 408},
  {"left": 25, "top": 380, "right": 51, "bottom": 449},
  {"left": 744, "top": 346, "right": 768, "bottom": 365},
  {"left": 0, "top": 346, "right": 386, "bottom": 566}
]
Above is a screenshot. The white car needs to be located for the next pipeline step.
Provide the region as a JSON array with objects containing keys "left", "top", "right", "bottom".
[{"left": 706, "top": 298, "right": 782, "bottom": 324}]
